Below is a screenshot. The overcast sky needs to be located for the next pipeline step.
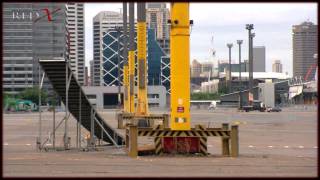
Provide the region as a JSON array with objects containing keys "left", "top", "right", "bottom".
[{"left": 84, "top": 3, "right": 317, "bottom": 76}]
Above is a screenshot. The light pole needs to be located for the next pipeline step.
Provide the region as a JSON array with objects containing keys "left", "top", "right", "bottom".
[
  {"left": 227, "top": 43, "right": 233, "bottom": 93},
  {"left": 237, "top": 40, "right": 243, "bottom": 108},
  {"left": 246, "top": 24, "right": 254, "bottom": 104},
  {"left": 115, "top": 26, "right": 122, "bottom": 109}
]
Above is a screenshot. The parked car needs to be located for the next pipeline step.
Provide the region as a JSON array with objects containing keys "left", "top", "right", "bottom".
[{"left": 267, "top": 106, "right": 282, "bottom": 112}]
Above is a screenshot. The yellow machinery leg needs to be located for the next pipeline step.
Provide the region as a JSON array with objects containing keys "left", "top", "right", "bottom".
[
  {"left": 128, "top": 51, "right": 135, "bottom": 113},
  {"left": 123, "top": 65, "right": 129, "bottom": 112},
  {"left": 136, "top": 3, "right": 149, "bottom": 116},
  {"left": 170, "top": 3, "right": 191, "bottom": 130},
  {"left": 128, "top": 3, "right": 135, "bottom": 113},
  {"left": 122, "top": 3, "right": 130, "bottom": 113}
]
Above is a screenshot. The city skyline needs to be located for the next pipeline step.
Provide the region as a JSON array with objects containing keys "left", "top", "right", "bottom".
[{"left": 84, "top": 3, "right": 317, "bottom": 77}]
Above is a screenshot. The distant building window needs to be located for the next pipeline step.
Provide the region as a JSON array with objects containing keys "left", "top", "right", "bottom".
[
  {"left": 147, "top": 94, "right": 159, "bottom": 99},
  {"left": 86, "top": 94, "right": 96, "bottom": 99}
]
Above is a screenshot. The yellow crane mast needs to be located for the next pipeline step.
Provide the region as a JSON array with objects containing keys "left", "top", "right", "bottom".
[
  {"left": 136, "top": 2, "right": 149, "bottom": 115},
  {"left": 170, "top": 3, "right": 191, "bottom": 130}
]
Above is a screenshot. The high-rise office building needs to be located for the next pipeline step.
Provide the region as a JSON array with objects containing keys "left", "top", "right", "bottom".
[
  {"left": 272, "top": 60, "right": 283, "bottom": 73},
  {"left": 146, "top": 3, "right": 170, "bottom": 55},
  {"left": 3, "top": 3, "right": 34, "bottom": 94},
  {"left": 148, "top": 29, "right": 167, "bottom": 85},
  {"left": 292, "top": 21, "right": 318, "bottom": 78},
  {"left": 31, "top": 3, "right": 67, "bottom": 94},
  {"left": 66, "top": 3, "right": 85, "bottom": 85},
  {"left": 92, "top": 11, "right": 124, "bottom": 86},
  {"left": 101, "top": 29, "right": 137, "bottom": 86},
  {"left": 89, "top": 60, "right": 94, "bottom": 86},
  {"left": 84, "top": 66, "right": 89, "bottom": 86},
  {"left": 253, "top": 46, "right": 266, "bottom": 72},
  {"left": 191, "top": 59, "right": 202, "bottom": 77},
  {"left": 3, "top": 3, "right": 85, "bottom": 94},
  {"left": 3, "top": 3, "right": 67, "bottom": 95},
  {"left": 200, "top": 61, "right": 214, "bottom": 78}
]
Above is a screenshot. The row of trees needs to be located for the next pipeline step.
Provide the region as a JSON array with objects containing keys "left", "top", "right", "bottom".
[
  {"left": 191, "top": 86, "right": 228, "bottom": 100},
  {"left": 4, "top": 86, "right": 58, "bottom": 106}
]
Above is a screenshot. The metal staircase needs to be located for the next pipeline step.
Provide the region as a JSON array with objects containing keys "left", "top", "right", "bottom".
[{"left": 39, "top": 58, "right": 124, "bottom": 145}]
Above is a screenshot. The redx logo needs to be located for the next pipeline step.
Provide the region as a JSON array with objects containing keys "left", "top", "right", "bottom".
[{"left": 12, "top": 8, "right": 62, "bottom": 23}]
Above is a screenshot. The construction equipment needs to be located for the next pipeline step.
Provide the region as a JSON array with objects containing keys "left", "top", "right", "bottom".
[
  {"left": 117, "top": 2, "right": 168, "bottom": 128},
  {"left": 125, "top": 2, "right": 239, "bottom": 157},
  {"left": 169, "top": 3, "right": 191, "bottom": 131},
  {"left": 136, "top": 3, "right": 149, "bottom": 116}
]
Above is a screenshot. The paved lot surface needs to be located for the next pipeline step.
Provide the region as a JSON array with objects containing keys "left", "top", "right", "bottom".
[{"left": 3, "top": 106, "right": 318, "bottom": 177}]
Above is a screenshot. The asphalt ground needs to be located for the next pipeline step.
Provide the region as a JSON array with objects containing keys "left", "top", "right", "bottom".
[{"left": 2, "top": 105, "right": 318, "bottom": 177}]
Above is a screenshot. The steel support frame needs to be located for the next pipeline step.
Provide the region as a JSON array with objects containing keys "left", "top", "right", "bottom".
[
  {"left": 94, "top": 117, "right": 120, "bottom": 148},
  {"left": 37, "top": 67, "right": 45, "bottom": 151},
  {"left": 64, "top": 62, "right": 72, "bottom": 150},
  {"left": 117, "top": 113, "right": 169, "bottom": 129},
  {"left": 126, "top": 124, "right": 239, "bottom": 157},
  {"left": 89, "top": 108, "right": 96, "bottom": 148}
]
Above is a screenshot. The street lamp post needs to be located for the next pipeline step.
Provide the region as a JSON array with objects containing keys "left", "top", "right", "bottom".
[
  {"left": 237, "top": 40, "right": 243, "bottom": 108},
  {"left": 246, "top": 24, "right": 254, "bottom": 104},
  {"left": 227, "top": 43, "right": 233, "bottom": 93}
]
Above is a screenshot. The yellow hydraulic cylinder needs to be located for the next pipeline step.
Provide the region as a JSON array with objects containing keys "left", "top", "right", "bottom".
[
  {"left": 136, "top": 3, "right": 149, "bottom": 115},
  {"left": 170, "top": 3, "right": 191, "bottom": 130}
]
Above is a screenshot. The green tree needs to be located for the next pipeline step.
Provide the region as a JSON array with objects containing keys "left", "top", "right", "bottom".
[
  {"left": 191, "top": 92, "right": 221, "bottom": 100},
  {"left": 18, "top": 86, "right": 48, "bottom": 105}
]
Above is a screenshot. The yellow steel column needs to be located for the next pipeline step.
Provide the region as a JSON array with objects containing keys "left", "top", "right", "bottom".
[
  {"left": 123, "top": 2, "right": 130, "bottom": 113},
  {"left": 170, "top": 3, "right": 191, "bottom": 130},
  {"left": 128, "top": 3, "right": 135, "bottom": 113},
  {"left": 136, "top": 3, "right": 149, "bottom": 115}
]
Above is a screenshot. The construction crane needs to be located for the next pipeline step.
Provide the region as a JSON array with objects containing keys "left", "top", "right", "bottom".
[{"left": 125, "top": 2, "right": 239, "bottom": 157}]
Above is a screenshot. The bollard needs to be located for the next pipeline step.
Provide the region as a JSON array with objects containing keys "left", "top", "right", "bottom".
[
  {"left": 128, "top": 125, "right": 138, "bottom": 157},
  {"left": 221, "top": 123, "right": 230, "bottom": 156},
  {"left": 118, "top": 113, "right": 124, "bottom": 129},
  {"left": 125, "top": 127, "right": 130, "bottom": 149},
  {"left": 231, "top": 125, "right": 239, "bottom": 157},
  {"left": 163, "top": 114, "right": 169, "bottom": 128}
]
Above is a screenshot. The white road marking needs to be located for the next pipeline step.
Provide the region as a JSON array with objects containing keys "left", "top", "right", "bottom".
[
  {"left": 4, "top": 143, "right": 8, "bottom": 146},
  {"left": 313, "top": 146, "right": 318, "bottom": 149},
  {"left": 298, "top": 146, "right": 304, "bottom": 148},
  {"left": 46, "top": 143, "right": 52, "bottom": 146},
  {"left": 284, "top": 146, "right": 289, "bottom": 148},
  {"left": 26, "top": 144, "right": 31, "bottom": 146},
  {"left": 268, "top": 146, "right": 273, "bottom": 148},
  {"left": 248, "top": 145, "right": 254, "bottom": 148}
]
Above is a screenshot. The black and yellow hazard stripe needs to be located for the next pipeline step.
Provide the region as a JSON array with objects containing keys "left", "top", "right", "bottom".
[
  {"left": 137, "top": 129, "right": 230, "bottom": 137},
  {"left": 199, "top": 136, "right": 207, "bottom": 155},
  {"left": 154, "top": 137, "right": 163, "bottom": 155}
]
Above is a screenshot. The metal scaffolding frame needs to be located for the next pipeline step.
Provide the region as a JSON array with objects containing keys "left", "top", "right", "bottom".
[{"left": 37, "top": 58, "right": 124, "bottom": 151}]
